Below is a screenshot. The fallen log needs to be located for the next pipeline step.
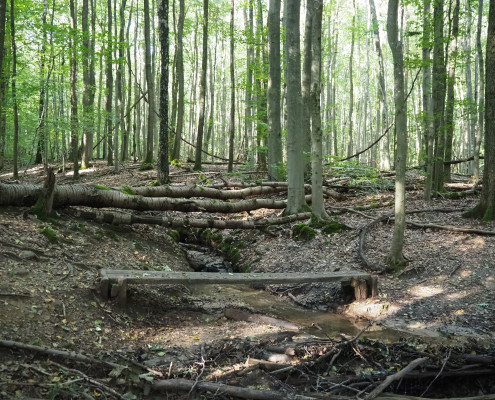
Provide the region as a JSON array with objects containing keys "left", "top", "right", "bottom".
[
  {"left": 68, "top": 208, "right": 312, "bottom": 229},
  {"left": 151, "top": 378, "right": 317, "bottom": 400},
  {"left": 364, "top": 357, "right": 429, "bottom": 400},
  {"left": 0, "top": 339, "right": 120, "bottom": 369},
  {"left": 0, "top": 183, "right": 310, "bottom": 213}
]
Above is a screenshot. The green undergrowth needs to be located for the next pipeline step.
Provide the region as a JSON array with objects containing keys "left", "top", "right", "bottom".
[{"left": 40, "top": 225, "right": 57, "bottom": 243}]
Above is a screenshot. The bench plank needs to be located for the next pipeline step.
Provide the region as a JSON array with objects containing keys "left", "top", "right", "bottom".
[{"left": 98, "top": 269, "right": 377, "bottom": 306}]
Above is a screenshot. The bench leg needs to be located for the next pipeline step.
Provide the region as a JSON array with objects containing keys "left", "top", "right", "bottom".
[
  {"left": 351, "top": 278, "right": 368, "bottom": 301},
  {"left": 99, "top": 277, "right": 110, "bottom": 299},
  {"left": 110, "top": 278, "right": 128, "bottom": 306}
]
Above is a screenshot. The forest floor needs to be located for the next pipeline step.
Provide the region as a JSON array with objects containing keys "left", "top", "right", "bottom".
[{"left": 1, "top": 160, "right": 495, "bottom": 399}]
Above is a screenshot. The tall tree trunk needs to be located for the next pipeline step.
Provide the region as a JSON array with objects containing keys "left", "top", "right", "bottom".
[
  {"left": 386, "top": 0, "right": 407, "bottom": 268},
  {"left": 228, "top": 0, "right": 235, "bottom": 172},
  {"left": 443, "top": 0, "right": 459, "bottom": 183},
  {"left": 10, "top": 0, "right": 19, "bottom": 179},
  {"left": 464, "top": 0, "right": 475, "bottom": 175},
  {"left": 81, "top": 0, "right": 93, "bottom": 169},
  {"left": 172, "top": 0, "right": 184, "bottom": 161},
  {"left": 267, "top": 0, "right": 282, "bottom": 180},
  {"left": 0, "top": 0, "right": 7, "bottom": 170},
  {"left": 124, "top": 0, "right": 133, "bottom": 162},
  {"left": 117, "top": 0, "right": 128, "bottom": 165},
  {"left": 255, "top": 0, "right": 267, "bottom": 170},
  {"left": 143, "top": 0, "right": 155, "bottom": 164},
  {"left": 193, "top": 0, "right": 208, "bottom": 170},
  {"left": 474, "top": 0, "right": 484, "bottom": 184},
  {"left": 432, "top": 0, "right": 446, "bottom": 193},
  {"left": 464, "top": 0, "right": 495, "bottom": 221},
  {"left": 205, "top": 37, "right": 217, "bottom": 160},
  {"left": 369, "top": 0, "right": 389, "bottom": 168},
  {"left": 105, "top": 0, "right": 113, "bottom": 166},
  {"left": 310, "top": 0, "right": 327, "bottom": 221},
  {"left": 70, "top": 0, "right": 79, "bottom": 179},
  {"left": 285, "top": 0, "right": 306, "bottom": 215},
  {"left": 244, "top": 2, "right": 254, "bottom": 158},
  {"left": 35, "top": 0, "right": 48, "bottom": 167},
  {"left": 346, "top": 0, "right": 356, "bottom": 157},
  {"left": 158, "top": 0, "right": 169, "bottom": 184},
  {"left": 301, "top": 0, "right": 312, "bottom": 174},
  {"left": 423, "top": 0, "right": 435, "bottom": 200}
]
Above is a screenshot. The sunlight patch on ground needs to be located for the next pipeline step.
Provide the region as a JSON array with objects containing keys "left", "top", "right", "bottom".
[{"left": 409, "top": 285, "right": 443, "bottom": 298}]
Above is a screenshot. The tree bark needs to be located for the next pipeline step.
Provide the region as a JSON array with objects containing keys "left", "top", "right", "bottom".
[
  {"left": 346, "top": 0, "right": 356, "bottom": 158},
  {"left": 10, "top": 0, "right": 19, "bottom": 179},
  {"left": 464, "top": 0, "right": 495, "bottom": 221},
  {"left": 0, "top": 0, "right": 6, "bottom": 170},
  {"left": 158, "top": 0, "right": 169, "bottom": 184},
  {"left": 193, "top": 0, "right": 209, "bottom": 170},
  {"left": 310, "top": 0, "right": 327, "bottom": 221},
  {"left": 105, "top": 0, "right": 113, "bottom": 166},
  {"left": 143, "top": 0, "right": 155, "bottom": 165},
  {"left": 70, "top": 0, "right": 79, "bottom": 179},
  {"left": 386, "top": 0, "right": 407, "bottom": 268},
  {"left": 172, "top": 0, "right": 185, "bottom": 161},
  {"left": 443, "top": 0, "right": 460, "bottom": 183},
  {"left": 35, "top": 0, "right": 48, "bottom": 167},
  {"left": 267, "top": 0, "right": 282, "bottom": 181},
  {"left": 81, "top": 0, "right": 93, "bottom": 169},
  {"left": 301, "top": 0, "right": 312, "bottom": 174},
  {"left": 423, "top": 0, "right": 435, "bottom": 200},
  {"left": 285, "top": 0, "right": 306, "bottom": 215},
  {"left": 432, "top": 0, "right": 446, "bottom": 193},
  {"left": 474, "top": 0, "right": 485, "bottom": 184},
  {"left": 228, "top": 0, "right": 235, "bottom": 172}
]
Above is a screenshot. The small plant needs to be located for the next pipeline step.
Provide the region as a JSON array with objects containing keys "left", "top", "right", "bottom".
[
  {"left": 271, "top": 161, "right": 287, "bottom": 181},
  {"left": 121, "top": 185, "right": 134, "bottom": 195},
  {"left": 322, "top": 221, "right": 345, "bottom": 235},
  {"left": 171, "top": 159, "right": 182, "bottom": 167},
  {"left": 292, "top": 223, "right": 316, "bottom": 241},
  {"left": 139, "top": 162, "right": 154, "bottom": 171},
  {"left": 94, "top": 184, "right": 112, "bottom": 190},
  {"left": 40, "top": 226, "right": 58, "bottom": 243},
  {"left": 168, "top": 230, "right": 180, "bottom": 242},
  {"left": 71, "top": 222, "right": 87, "bottom": 233}
]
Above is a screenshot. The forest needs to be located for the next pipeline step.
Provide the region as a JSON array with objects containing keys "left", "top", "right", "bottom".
[{"left": 1, "top": 0, "right": 495, "bottom": 399}]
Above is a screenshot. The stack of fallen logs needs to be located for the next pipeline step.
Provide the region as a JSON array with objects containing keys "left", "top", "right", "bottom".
[{"left": 1, "top": 333, "right": 494, "bottom": 400}]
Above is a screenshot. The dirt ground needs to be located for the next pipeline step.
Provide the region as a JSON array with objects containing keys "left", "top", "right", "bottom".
[{"left": 1, "top": 161, "right": 495, "bottom": 399}]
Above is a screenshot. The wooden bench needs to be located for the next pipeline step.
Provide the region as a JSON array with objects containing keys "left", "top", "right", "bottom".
[{"left": 98, "top": 269, "right": 378, "bottom": 306}]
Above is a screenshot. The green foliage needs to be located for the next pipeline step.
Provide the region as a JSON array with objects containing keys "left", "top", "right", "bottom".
[
  {"left": 292, "top": 223, "right": 316, "bottom": 241},
  {"left": 71, "top": 222, "right": 87, "bottom": 233},
  {"left": 170, "top": 159, "right": 182, "bottom": 167},
  {"left": 168, "top": 230, "right": 180, "bottom": 243},
  {"left": 151, "top": 180, "right": 159, "bottom": 187},
  {"left": 140, "top": 162, "right": 154, "bottom": 171},
  {"left": 271, "top": 161, "right": 287, "bottom": 181},
  {"left": 121, "top": 185, "right": 134, "bottom": 196},
  {"left": 322, "top": 221, "right": 345, "bottom": 235},
  {"left": 40, "top": 225, "right": 57, "bottom": 243},
  {"left": 94, "top": 184, "right": 112, "bottom": 191}
]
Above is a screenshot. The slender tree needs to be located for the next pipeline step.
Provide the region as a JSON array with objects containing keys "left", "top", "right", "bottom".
[
  {"left": 285, "top": 0, "right": 306, "bottom": 215},
  {"left": 347, "top": 0, "right": 356, "bottom": 157},
  {"left": 81, "top": 0, "right": 93, "bottom": 169},
  {"left": 228, "top": 0, "right": 235, "bottom": 172},
  {"left": 301, "top": 0, "right": 313, "bottom": 173},
  {"left": 386, "top": 0, "right": 407, "bottom": 268},
  {"left": 172, "top": 0, "right": 185, "bottom": 161},
  {"left": 143, "top": 0, "right": 155, "bottom": 165},
  {"left": 423, "top": 0, "right": 435, "bottom": 200},
  {"left": 267, "top": 0, "right": 282, "bottom": 180},
  {"left": 70, "top": 0, "right": 79, "bottom": 179},
  {"left": 194, "top": 0, "right": 208, "bottom": 170},
  {"left": 310, "top": 0, "right": 328, "bottom": 221},
  {"left": 474, "top": 0, "right": 485, "bottom": 184},
  {"left": 10, "top": 0, "right": 19, "bottom": 179},
  {"left": 105, "top": 0, "right": 113, "bottom": 166},
  {"left": 0, "top": 0, "right": 6, "bottom": 170},
  {"left": 443, "top": 0, "right": 460, "bottom": 182},
  {"left": 157, "top": 0, "right": 169, "bottom": 184},
  {"left": 464, "top": 0, "right": 495, "bottom": 221}
]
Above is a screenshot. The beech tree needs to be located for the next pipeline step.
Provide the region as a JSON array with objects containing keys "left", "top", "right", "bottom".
[
  {"left": 464, "top": 0, "right": 495, "bottom": 221},
  {"left": 386, "top": 0, "right": 407, "bottom": 268}
]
